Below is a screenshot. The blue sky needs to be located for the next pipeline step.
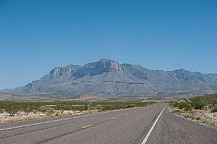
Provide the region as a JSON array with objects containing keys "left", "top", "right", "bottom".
[{"left": 0, "top": 0, "right": 217, "bottom": 89}]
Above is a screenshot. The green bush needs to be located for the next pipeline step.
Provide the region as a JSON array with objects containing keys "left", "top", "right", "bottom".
[
  {"left": 172, "top": 109, "right": 183, "bottom": 114},
  {"left": 184, "top": 114, "right": 195, "bottom": 119},
  {"left": 194, "top": 101, "right": 207, "bottom": 110},
  {"left": 0, "top": 101, "right": 156, "bottom": 114},
  {"left": 212, "top": 104, "right": 217, "bottom": 112},
  {"left": 176, "top": 102, "right": 192, "bottom": 111},
  {"left": 196, "top": 117, "right": 201, "bottom": 121}
]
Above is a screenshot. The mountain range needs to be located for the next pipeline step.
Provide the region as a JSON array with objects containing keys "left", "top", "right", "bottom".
[{"left": 3, "top": 58, "right": 217, "bottom": 97}]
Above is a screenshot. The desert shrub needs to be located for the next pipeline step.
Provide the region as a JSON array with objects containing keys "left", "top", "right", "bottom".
[
  {"left": 196, "top": 117, "right": 201, "bottom": 121},
  {"left": 169, "top": 102, "right": 175, "bottom": 107},
  {"left": 46, "top": 110, "right": 55, "bottom": 116},
  {"left": 184, "top": 114, "right": 195, "bottom": 119},
  {"left": 176, "top": 102, "right": 192, "bottom": 111},
  {"left": 194, "top": 101, "right": 207, "bottom": 110},
  {"left": 173, "top": 102, "right": 179, "bottom": 107},
  {"left": 0, "top": 101, "right": 156, "bottom": 115},
  {"left": 172, "top": 109, "right": 183, "bottom": 114},
  {"left": 212, "top": 104, "right": 217, "bottom": 112}
]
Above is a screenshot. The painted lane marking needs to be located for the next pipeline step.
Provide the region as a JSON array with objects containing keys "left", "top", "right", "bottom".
[
  {"left": 141, "top": 106, "right": 166, "bottom": 144},
  {"left": 82, "top": 124, "right": 93, "bottom": 129},
  {"left": 0, "top": 105, "right": 152, "bottom": 132},
  {"left": 111, "top": 117, "right": 117, "bottom": 120},
  {"left": 0, "top": 117, "right": 74, "bottom": 131},
  {"left": 0, "top": 109, "right": 123, "bottom": 131}
]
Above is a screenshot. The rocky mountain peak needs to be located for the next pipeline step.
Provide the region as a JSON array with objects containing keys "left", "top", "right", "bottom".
[
  {"left": 100, "top": 58, "right": 112, "bottom": 63},
  {"left": 50, "top": 67, "right": 63, "bottom": 76},
  {"left": 49, "top": 65, "right": 82, "bottom": 77},
  {"left": 84, "top": 58, "right": 123, "bottom": 73},
  {"left": 4, "top": 58, "right": 217, "bottom": 97}
]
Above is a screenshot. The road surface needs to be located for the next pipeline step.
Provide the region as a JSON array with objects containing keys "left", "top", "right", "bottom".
[{"left": 0, "top": 103, "right": 216, "bottom": 144}]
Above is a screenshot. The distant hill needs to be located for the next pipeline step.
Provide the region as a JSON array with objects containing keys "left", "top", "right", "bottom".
[
  {"left": 190, "top": 93, "right": 217, "bottom": 104},
  {"left": 3, "top": 58, "right": 217, "bottom": 97},
  {"left": 0, "top": 91, "right": 54, "bottom": 101},
  {"left": 0, "top": 92, "right": 13, "bottom": 100}
]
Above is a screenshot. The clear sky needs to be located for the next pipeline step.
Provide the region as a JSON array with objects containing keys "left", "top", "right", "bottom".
[{"left": 0, "top": 0, "right": 217, "bottom": 89}]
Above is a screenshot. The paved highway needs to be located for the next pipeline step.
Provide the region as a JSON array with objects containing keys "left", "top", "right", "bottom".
[{"left": 0, "top": 103, "right": 216, "bottom": 144}]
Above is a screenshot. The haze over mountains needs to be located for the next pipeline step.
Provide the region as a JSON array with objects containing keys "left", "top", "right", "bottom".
[{"left": 3, "top": 58, "right": 217, "bottom": 97}]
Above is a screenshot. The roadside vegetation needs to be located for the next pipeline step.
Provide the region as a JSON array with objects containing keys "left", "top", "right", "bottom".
[
  {"left": 0, "top": 100, "right": 155, "bottom": 123},
  {"left": 169, "top": 93, "right": 217, "bottom": 126}
]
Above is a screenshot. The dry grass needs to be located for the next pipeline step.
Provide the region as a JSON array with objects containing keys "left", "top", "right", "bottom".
[
  {"left": 0, "top": 110, "right": 99, "bottom": 123},
  {"left": 171, "top": 107, "right": 217, "bottom": 127}
]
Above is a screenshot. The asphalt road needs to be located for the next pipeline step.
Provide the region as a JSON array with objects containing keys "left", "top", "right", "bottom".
[{"left": 0, "top": 103, "right": 216, "bottom": 144}]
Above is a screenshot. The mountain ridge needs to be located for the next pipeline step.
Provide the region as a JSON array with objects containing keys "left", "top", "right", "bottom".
[{"left": 3, "top": 58, "right": 217, "bottom": 97}]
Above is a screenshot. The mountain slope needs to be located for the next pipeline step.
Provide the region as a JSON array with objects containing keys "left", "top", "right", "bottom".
[{"left": 3, "top": 58, "right": 217, "bottom": 97}]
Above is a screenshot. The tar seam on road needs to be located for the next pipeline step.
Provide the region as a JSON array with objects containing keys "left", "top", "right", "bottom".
[{"left": 141, "top": 106, "right": 166, "bottom": 144}]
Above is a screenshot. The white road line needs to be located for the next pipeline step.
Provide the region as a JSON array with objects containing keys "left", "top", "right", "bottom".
[
  {"left": 111, "top": 117, "right": 117, "bottom": 120},
  {"left": 0, "top": 117, "right": 74, "bottom": 131},
  {"left": 0, "top": 110, "right": 113, "bottom": 131},
  {"left": 82, "top": 124, "right": 93, "bottom": 129},
  {"left": 141, "top": 106, "right": 166, "bottom": 144},
  {"left": 0, "top": 105, "right": 146, "bottom": 132}
]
